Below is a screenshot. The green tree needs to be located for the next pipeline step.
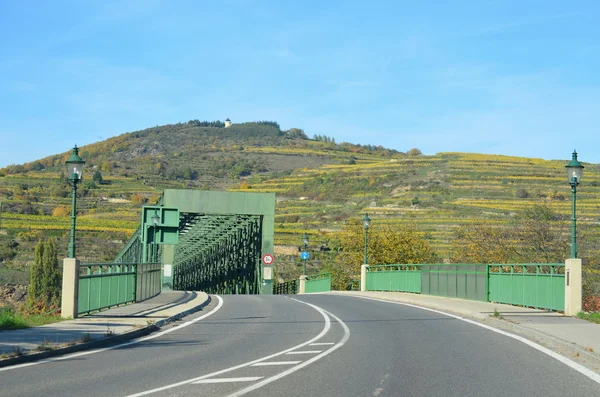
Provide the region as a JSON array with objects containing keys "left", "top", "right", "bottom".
[
  {"left": 92, "top": 169, "right": 103, "bottom": 184},
  {"left": 42, "top": 238, "right": 61, "bottom": 307},
  {"left": 451, "top": 223, "right": 517, "bottom": 264},
  {"left": 26, "top": 238, "right": 61, "bottom": 311},
  {"left": 514, "top": 204, "right": 568, "bottom": 263},
  {"left": 332, "top": 218, "right": 437, "bottom": 289},
  {"left": 451, "top": 204, "right": 568, "bottom": 264}
]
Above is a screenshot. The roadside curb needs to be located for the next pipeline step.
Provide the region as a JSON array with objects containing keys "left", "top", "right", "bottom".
[
  {"left": 330, "top": 291, "right": 600, "bottom": 373},
  {"left": 0, "top": 293, "right": 211, "bottom": 369},
  {"left": 482, "top": 316, "right": 600, "bottom": 371}
]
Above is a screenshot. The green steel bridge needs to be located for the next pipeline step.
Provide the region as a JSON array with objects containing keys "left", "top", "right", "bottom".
[{"left": 114, "top": 189, "right": 275, "bottom": 295}]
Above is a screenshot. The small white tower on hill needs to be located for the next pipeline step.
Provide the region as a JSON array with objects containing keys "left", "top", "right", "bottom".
[{"left": 225, "top": 118, "right": 232, "bottom": 128}]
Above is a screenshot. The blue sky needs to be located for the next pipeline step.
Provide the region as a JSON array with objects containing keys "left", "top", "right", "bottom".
[{"left": 1, "top": 0, "right": 599, "bottom": 167}]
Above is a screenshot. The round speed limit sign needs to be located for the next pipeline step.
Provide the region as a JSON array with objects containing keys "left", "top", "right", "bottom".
[{"left": 262, "top": 254, "right": 274, "bottom": 265}]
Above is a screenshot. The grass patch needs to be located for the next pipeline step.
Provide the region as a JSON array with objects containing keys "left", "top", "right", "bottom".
[
  {"left": 577, "top": 311, "right": 600, "bottom": 324},
  {"left": 0, "top": 307, "right": 63, "bottom": 330}
]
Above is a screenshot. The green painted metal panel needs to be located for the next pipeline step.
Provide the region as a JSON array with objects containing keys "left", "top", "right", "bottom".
[
  {"left": 305, "top": 273, "right": 332, "bottom": 293},
  {"left": 421, "top": 264, "right": 487, "bottom": 301},
  {"left": 365, "top": 265, "right": 421, "bottom": 293},
  {"left": 142, "top": 206, "right": 180, "bottom": 245},
  {"left": 488, "top": 264, "right": 564, "bottom": 311}
]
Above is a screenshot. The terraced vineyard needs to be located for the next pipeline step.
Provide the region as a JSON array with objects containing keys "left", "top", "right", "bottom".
[
  {"left": 1, "top": 121, "right": 598, "bottom": 283},
  {"left": 232, "top": 152, "right": 600, "bottom": 259}
]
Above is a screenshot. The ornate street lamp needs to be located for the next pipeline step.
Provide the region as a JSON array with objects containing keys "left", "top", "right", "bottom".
[
  {"left": 302, "top": 233, "right": 309, "bottom": 275},
  {"left": 362, "top": 213, "right": 371, "bottom": 265},
  {"left": 65, "top": 145, "right": 85, "bottom": 258},
  {"left": 149, "top": 209, "right": 160, "bottom": 263},
  {"left": 566, "top": 151, "right": 584, "bottom": 258}
]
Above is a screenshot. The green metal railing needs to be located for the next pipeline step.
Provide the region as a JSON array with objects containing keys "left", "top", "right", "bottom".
[
  {"left": 364, "top": 263, "right": 565, "bottom": 311},
  {"left": 78, "top": 262, "right": 161, "bottom": 315},
  {"left": 305, "top": 272, "right": 332, "bottom": 293},
  {"left": 422, "top": 264, "right": 487, "bottom": 301},
  {"left": 366, "top": 265, "right": 421, "bottom": 293},
  {"left": 273, "top": 273, "right": 332, "bottom": 294},
  {"left": 488, "top": 264, "right": 564, "bottom": 311}
]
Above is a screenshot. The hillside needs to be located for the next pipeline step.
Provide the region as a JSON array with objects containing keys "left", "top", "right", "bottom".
[{"left": 1, "top": 120, "right": 599, "bottom": 283}]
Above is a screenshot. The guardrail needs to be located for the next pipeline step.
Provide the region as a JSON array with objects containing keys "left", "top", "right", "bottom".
[
  {"left": 365, "top": 263, "right": 565, "bottom": 311},
  {"left": 305, "top": 272, "right": 332, "bottom": 293},
  {"left": 489, "top": 264, "right": 564, "bottom": 311},
  {"left": 78, "top": 262, "right": 162, "bottom": 316},
  {"left": 366, "top": 265, "right": 421, "bottom": 294},
  {"left": 274, "top": 279, "right": 298, "bottom": 295}
]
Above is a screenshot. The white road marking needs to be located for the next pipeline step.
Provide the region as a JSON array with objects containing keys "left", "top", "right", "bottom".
[
  {"left": 346, "top": 295, "right": 600, "bottom": 385},
  {"left": 0, "top": 295, "right": 224, "bottom": 373},
  {"left": 225, "top": 303, "right": 351, "bottom": 397},
  {"left": 285, "top": 350, "right": 323, "bottom": 354},
  {"left": 251, "top": 361, "right": 301, "bottom": 366},
  {"left": 310, "top": 342, "right": 335, "bottom": 346},
  {"left": 125, "top": 298, "right": 334, "bottom": 396},
  {"left": 192, "top": 377, "right": 263, "bottom": 384}
]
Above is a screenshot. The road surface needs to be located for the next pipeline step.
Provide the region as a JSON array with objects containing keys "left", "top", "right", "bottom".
[{"left": 1, "top": 294, "right": 599, "bottom": 397}]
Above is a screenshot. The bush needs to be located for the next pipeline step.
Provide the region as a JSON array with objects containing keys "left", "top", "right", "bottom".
[
  {"left": 52, "top": 206, "right": 70, "bottom": 217},
  {"left": 515, "top": 188, "right": 529, "bottom": 198},
  {"left": 408, "top": 148, "right": 422, "bottom": 156}
]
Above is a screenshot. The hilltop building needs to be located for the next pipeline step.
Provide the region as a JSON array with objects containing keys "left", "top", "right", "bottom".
[{"left": 225, "top": 118, "right": 232, "bottom": 128}]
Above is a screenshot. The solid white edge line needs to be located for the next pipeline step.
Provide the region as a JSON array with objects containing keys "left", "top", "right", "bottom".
[
  {"left": 346, "top": 295, "right": 600, "bottom": 385},
  {"left": 192, "top": 377, "right": 263, "bottom": 384},
  {"left": 0, "top": 295, "right": 225, "bottom": 373},
  {"left": 251, "top": 361, "right": 302, "bottom": 366},
  {"left": 124, "top": 298, "right": 333, "bottom": 397},
  {"left": 225, "top": 302, "right": 351, "bottom": 397}
]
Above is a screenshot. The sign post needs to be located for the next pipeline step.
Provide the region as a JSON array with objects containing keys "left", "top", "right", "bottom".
[
  {"left": 301, "top": 251, "right": 309, "bottom": 275},
  {"left": 262, "top": 254, "right": 274, "bottom": 295}
]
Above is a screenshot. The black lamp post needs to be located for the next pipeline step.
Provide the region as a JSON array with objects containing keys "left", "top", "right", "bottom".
[
  {"left": 65, "top": 146, "right": 85, "bottom": 258},
  {"left": 302, "top": 233, "right": 309, "bottom": 275},
  {"left": 566, "top": 151, "right": 584, "bottom": 259},
  {"left": 362, "top": 213, "right": 371, "bottom": 265}
]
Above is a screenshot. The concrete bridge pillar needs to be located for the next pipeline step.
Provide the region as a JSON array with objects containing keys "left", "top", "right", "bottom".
[
  {"left": 61, "top": 258, "right": 80, "bottom": 319},
  {"left": 564, "top": 258, "right": 582, "bottom": 316},
  {"left": 298, "top": 275, "right": 308, "bottom": 294},
  {"left": 360, "top": 264, "right": 368, "bottom": 291}
]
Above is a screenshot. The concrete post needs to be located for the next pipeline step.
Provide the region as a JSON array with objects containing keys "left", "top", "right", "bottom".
[
  {"left": 61, "top": 258, "right": 80, "bottom": 319},
  {"left": 564, "top": 258, "right": 582, "bottom": 316},
  {"left": 360, "top": 264, "right": 368, "bottom": 291},
  {"left": 298, "top": 275, "right": 308, "bottom": 294}
]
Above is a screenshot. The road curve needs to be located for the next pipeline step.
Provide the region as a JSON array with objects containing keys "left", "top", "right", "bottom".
[{"left": 1, "top": 294, "right": 598, "bottom": 397}]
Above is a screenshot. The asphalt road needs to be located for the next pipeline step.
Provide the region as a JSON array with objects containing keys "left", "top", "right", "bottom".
[{"left": 1, "top": 294, "right": 599, "bottom": 397}]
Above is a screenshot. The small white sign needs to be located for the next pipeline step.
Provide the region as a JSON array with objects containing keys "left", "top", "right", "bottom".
[
  {"left": 263, "top": 266, "right": 273, "bottom": 280},
  {"left": 163, "top": 264, "right": 172, "bottom": 277}
]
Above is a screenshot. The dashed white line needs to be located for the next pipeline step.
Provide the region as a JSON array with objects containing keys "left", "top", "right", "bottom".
[
  {"left": 226, "top": 302, "right": 351, "bottom": 397},
  {"left": 193, "top": 377, "right": 263, "bottom": 384},
  {"left": 125, "top": 298, "right": 335, "bottom": 396},
  {"left": 251, "top": 361, "right": 301, "bottom": 367}
]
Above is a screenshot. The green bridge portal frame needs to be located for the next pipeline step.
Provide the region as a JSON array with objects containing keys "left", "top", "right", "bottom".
[{"left": 116, "top": 189, "right": 275, "bottom": 295}]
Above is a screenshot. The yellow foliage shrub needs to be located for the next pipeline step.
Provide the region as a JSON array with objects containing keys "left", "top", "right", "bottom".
[{"left": 52, "top": 206, "right": 70, "bottom": 217}]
